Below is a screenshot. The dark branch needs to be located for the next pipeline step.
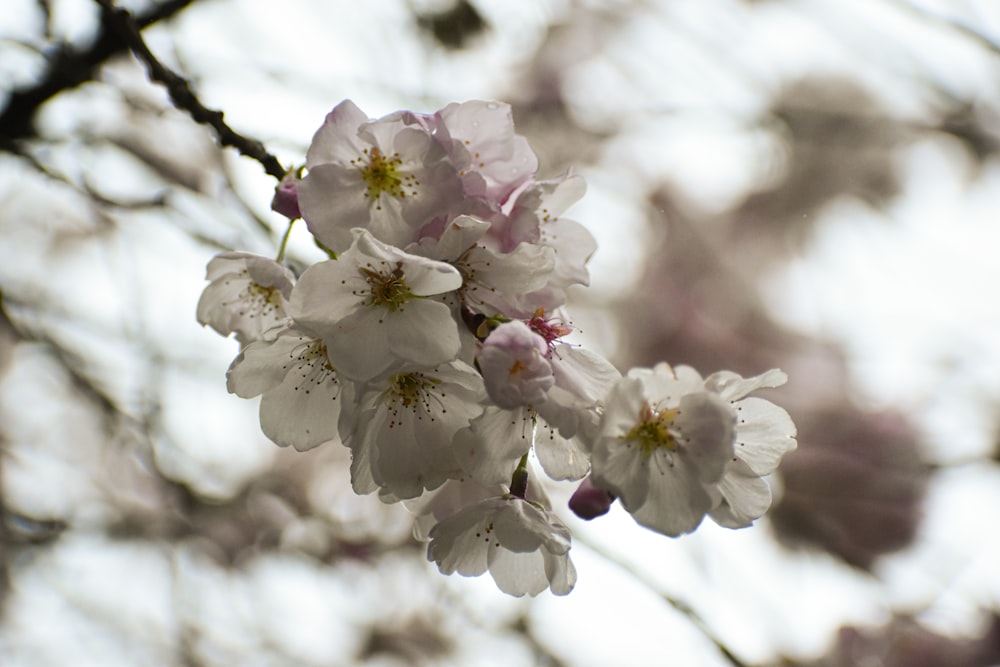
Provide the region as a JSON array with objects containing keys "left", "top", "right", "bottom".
[
  {"left": 94, "top": 0, "right": 286, "bottom": 180},
  {"left": 0, "top": 0, "right": 195, "bottom": 147}
]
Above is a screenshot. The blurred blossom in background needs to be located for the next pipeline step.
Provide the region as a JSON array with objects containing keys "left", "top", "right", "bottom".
[{"left": 3, "top": 0, "right": 1000, "bottom": 665}]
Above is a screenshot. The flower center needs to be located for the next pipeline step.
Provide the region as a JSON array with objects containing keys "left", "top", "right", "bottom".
[
  {"left": 527, "top": 308, "right": 573, "bottom": 353},
  {"left": 352, "top": 148, "right": 414, "bottom": 202},
  {"left": 288, "top": 337, "right": 339, "bottom": 396},
  {"left": 360, "top": 263, "right": 414, "bottom": 312},
  {"left": 245, "top": 282, "right": 283, "bottom": 313},
  {"left": 622, "top": 402, "right": 679, "bottom": 458},
  {"left": 384, "top": 372, "right": 442, "bottom": 409}
]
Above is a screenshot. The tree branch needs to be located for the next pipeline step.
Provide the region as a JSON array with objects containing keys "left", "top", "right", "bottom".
[
  {"left": 0, "top": 0, "right": 196, "bottom": 146},
  {"left": 94, "top": 0, "right": 285, "bottom": 180}
]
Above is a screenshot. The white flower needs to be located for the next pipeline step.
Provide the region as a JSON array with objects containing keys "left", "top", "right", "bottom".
[
  {"left": 703, "top": 368, "right": 797, "bottom": 528},
  {"left": 290, "top": 228, "right": 463, "bottom": 382},
  {"left": 589, "top": 363, "right": 736, "bottom": 537},
  {"left": 589, "top": 363, "right": 796, "bottom": 536},
  {"left": 226, "top": 328, "right": 342, "bottom": 451},
  {"left": 408, "top": 215, "right": 557, "bottom": 319},
  {"left": 427, "top": 495, "right": 576, "bottom": 597},
  {"left": 297, "top": 100, "right": 466, "bottom": 252},
  {"left": 196, "top": 252, "right": 295, "bottom": 345},
  {"left": 339, "top": 360, "right": 486, "bottom": 501}
]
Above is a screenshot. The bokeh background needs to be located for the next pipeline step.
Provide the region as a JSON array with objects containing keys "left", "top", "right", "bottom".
[{"left": 2, "top": 0, "right": 1000, "bottom": 665}]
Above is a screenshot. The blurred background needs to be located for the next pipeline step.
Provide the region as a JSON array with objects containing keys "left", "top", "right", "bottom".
[{"left": 2, "top": 0, "right": 1000, "bottom": 665}]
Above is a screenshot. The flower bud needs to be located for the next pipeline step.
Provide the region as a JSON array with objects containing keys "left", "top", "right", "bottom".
[
  {"left": 569, "top": 476, "right": 615, "bottom": 520},
  {"left": 271, "top": 169, "right": 301, "bottom": 219}
]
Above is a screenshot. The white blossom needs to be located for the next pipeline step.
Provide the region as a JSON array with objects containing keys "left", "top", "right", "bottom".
[
  {"left": 290, "top": 228, "right": 463, "bottom": 381},
  {"left": 297, "top": 100, "right": 466, "bottom": 252},
  {"left": 338, "top": 360, "right": 486, "bottom": 501},
  {"left": 196, "top": 252, "right": 295, "bottom": 345},
  {"left": 427, "top": 495, "right": 576, "bottom": 597},
  {"left": 589, "top": 363, "right": 736, "bottom": 536}
]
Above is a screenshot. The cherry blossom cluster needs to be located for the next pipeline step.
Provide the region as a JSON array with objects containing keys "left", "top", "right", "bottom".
[{"left": 197, "top": 99, "right": 797, "bottom": 597}]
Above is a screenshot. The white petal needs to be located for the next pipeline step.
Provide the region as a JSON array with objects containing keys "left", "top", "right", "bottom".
[
  {"left": 673, "top": 392, "right": 735, "bottom": 484},
  {"left": 487, "top": 548, "right": 549, "bottom": 597},
  {"left": 534, "top": 421, "right": 590, "bottom": 481},
  {"left": 258, "top": 365, "right": 341, "bottom": 451},
  {"left": 226, "top": 332, "right": 312, "bottom": 398},
  {"left": 705, "top": 368, "right": 788, "bottom": 402},
  {"left": 734, "top": 397, "right": 798, "bottom": 475},
  {"left": 629, "top": 451, "right": 714, "bottom": 536},
  {"left": 289, "top": 257, "right": 365, "bottom": 332},
  {"left": 710, "top": 458, "right": 773, "bottom": 528},
  {"left": 427, "top": 503, "right": 493, "bottom": 576},
  {"left": 591, "top": 435, "right": 651, "bottom": 510},
  {"left": 453, "top": 406, "right": 531, "bottom": 486},
  {"left": 386, "top": 300, "right": 461, "bottom": 368},
  {"left": 544, "top": 549, "right": 577, "bottom": 596},
  {"left": 324, "top": 309, "right": 394, "bottom": 381},
  {"left": 297, "top": 163, "right": 370, "bottom": 251}
]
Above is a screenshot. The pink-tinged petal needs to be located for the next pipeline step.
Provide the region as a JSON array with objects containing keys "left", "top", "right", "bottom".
[
  {"left": 408, "top": 214, "right": 490, "bottom": 262},
  {"left": 306, "top": 99, "right": 370, "bottom": 167},
  {"left": 270, "top": 171, "right": 301, "bottom": 219},
  {"left": 436, "top": 100, "right": 538, "bottom": 201},
  {"left": 477, "top": 321, "right": 553, "bottom": 409},
  {"left": 540, "top": 218, "right": 596, "bottom": 287}
]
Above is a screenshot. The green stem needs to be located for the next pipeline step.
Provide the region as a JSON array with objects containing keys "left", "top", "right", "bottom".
[
  {"left": 275, "top": 218, "right": 295, "bottom": 263},
  {"left": 509, "top": 453, "right": 529, "bottom": 499}
]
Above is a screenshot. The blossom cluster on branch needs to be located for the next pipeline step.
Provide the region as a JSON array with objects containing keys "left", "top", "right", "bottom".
[{"left": 197, "top": 99, "right": 797, "bottom": 596}]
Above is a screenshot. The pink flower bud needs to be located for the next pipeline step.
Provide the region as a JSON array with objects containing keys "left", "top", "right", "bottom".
[
  {"left": 477, "top": 320, "right": 554, "bottom": 409},
  {"left": 569, "top": 476, "right": 615, "bottom": 520},
  {"left": 271, "top": 170, "right": 301, "bottom": 219}
]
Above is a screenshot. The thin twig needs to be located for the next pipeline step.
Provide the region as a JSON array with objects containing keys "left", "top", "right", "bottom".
[
  {"left": 94, "top": 0, "right": 286, "bottom": 181},
  {"left": 0, "top": 0, "right": 196, "bottom": 146},
  {"left": 574, "top": 531, "right": 753, "bottom": 667}
]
